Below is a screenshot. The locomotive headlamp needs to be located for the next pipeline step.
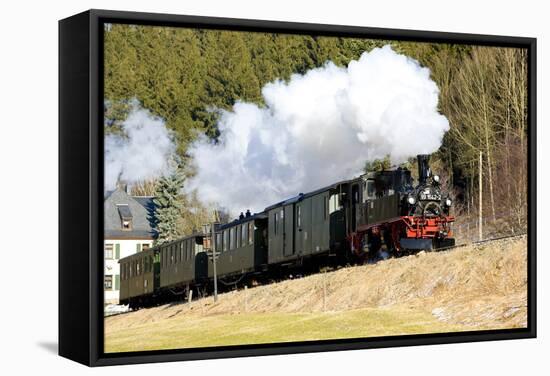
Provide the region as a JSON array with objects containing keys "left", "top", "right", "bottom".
[
  {"left": 433, "top": 175, "right": 440, "bottom": 183},
  {"left": 407, "top": 196, "right": 416, "bottom": 205},
  {"left": 445, "top": 198, "right": 452, "bottom": 206}
]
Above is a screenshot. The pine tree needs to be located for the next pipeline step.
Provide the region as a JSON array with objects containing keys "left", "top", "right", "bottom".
[{"left": 153, "top": 170, "right": 185, "bottom": 245}]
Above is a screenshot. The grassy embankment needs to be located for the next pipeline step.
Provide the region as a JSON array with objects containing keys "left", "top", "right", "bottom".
[{"left": 105, "top": 236, "right": 527, "bottom": 353}]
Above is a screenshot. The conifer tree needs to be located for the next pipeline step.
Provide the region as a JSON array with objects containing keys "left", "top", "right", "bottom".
[{"left": 153, "top": 170, "right": 185, "bottom": 245}]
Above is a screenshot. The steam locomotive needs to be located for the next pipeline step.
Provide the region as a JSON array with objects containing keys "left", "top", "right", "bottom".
[{"left": 119, "top": 154, "right": 455, "bottom": 308}]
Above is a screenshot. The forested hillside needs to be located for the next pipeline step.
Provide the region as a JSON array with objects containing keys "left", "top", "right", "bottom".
[{"left": 104, "top": 24, "right": 528, "bottom": 241}]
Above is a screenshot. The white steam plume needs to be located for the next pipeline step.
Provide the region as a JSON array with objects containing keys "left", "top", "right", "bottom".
[
  {"left": 104, "top": 102, "right": 176, "bottom": 191},
  {"left": 187, "top": 45, "right": 449, "bottom": 215}
]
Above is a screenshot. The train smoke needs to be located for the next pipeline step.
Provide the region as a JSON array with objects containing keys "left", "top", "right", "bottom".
[
  {"left": 104, "top": 101, "right": 176, "bottom": 191},
  {"left": 187, "top": 45, "right": 449, "bottom": 215}
]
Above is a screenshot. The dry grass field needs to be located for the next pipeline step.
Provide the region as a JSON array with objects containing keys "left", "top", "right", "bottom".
[{"left": 104, "top": 236, "right": 527, "bottom": 353}]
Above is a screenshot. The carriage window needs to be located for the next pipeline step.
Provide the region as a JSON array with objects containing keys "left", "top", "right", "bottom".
[
  {"left": 136, "top": 260, "right": 141, "bottom": 275},
  {"left": 230, "top": 227, "right": 236, "bottom": 250},
  {"left": 242, "top": 223, "right": 248, "bottom": 246},
  {"left": 236, "top": 225, "right": 241, "bottom": 248},
  {"left": 274, "top": 212, "right": 278, "bottom": 235},
  {"left": 223, "top": 230, "right": 228, "bottom": 252},
  {"left": 249, "top": 222, "right": 254, "bottom": 245},
  {"left": 297, "top": 205, "right": 301, "bottom": 227},
  {"left": 216, "top": 233, "right": 222, "bottom": 252},
  {"left": 324, "top": 196, "right": 328, "bottom": 220},
  {"left": 182, "top": 241, "right": 187, "bottom": 261},
  {"left": 366, "top": 180, "right": 375, "bottom": 199},
  {"left": 329, "top": 194, "right": 342, "bottom": 214}
]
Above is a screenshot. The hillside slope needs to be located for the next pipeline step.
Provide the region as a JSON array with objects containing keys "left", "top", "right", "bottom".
[{"left": 105, "top": 236, "right": 527, "bottom": 352}]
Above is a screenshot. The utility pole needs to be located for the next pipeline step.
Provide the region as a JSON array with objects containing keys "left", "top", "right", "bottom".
[
  {"left": 211, "top": 221, "right": 218, "bottom": 302},
  {"left": 203, "top": 222, "right": 218, "bottom": 303},
  {"left": 479, "top": 151, "right": 483, "bottom": 241}
]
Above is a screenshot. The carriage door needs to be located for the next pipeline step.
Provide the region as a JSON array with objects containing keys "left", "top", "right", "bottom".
[
  {"left": 283, "top": 205, "right": 294, "bottom": 257},
  {"left": 351, "top": 183, "right": 360, "bottom": 231}
]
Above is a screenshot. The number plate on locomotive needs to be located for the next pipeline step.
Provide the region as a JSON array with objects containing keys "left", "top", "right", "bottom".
[{"left": 420, "top": 193, "right": 441, "bottom": 200}]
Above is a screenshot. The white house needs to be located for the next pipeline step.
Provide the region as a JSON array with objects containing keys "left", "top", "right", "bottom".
[{"left": 104, "top": 187, "right": 156, "bottom": 305}]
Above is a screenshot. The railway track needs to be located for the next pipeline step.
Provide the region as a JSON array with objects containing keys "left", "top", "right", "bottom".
[{"left": 432, "top": 232, "right": 527, "bottom": 253}]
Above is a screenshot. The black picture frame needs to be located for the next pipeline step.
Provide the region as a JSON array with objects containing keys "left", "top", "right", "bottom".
[{"left": 59, "top": 9, "right": 537, "bottom": 367}]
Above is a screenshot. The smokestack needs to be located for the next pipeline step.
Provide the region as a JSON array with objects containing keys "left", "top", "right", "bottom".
[
  {"left": 116, "top": 179, "right": 129, "bottom": 193},
  {"left": 417, "top": 154, "right": 431, "bottom": 185}
]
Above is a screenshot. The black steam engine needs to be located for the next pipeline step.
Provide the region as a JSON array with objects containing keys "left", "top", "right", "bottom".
[{"left": 119, "top": 154, "right": 455, "bottom": 309}]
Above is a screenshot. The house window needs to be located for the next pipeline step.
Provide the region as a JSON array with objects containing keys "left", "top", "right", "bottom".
[
  {"left": 105, "top": 244, "right": 113, "bottom": 259},
  {"left": 142, "top": 244, "right": 150, "bottom": 251},
  {"left": 104, "top": 275, "right": 113, "bottom": 290},
  {"left": 117, "top": 204, "right": 133, "bottom": 231}
]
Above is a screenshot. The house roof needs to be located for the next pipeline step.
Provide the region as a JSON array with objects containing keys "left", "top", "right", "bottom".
[
  {"left": 117, "top": 204, "right": 132, "bottom": 220},
  {"left": 104, "top": 188, "right": 157, "bottom": 240}
]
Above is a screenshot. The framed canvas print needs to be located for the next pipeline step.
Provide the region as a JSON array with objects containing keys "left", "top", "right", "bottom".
[{"left": 58, "top": 9, "right": 537, "bottom": 366}]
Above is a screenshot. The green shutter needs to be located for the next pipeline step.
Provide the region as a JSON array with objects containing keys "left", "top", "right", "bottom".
[
  {"left": 136, "top": 243, "right": 142, "bottom": 253},
  {"left": 114, "top": 275, "right": 120, "bottom": 290},
  {"left": 115, "top": 243, "right": 120, "bottom": 259}
]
